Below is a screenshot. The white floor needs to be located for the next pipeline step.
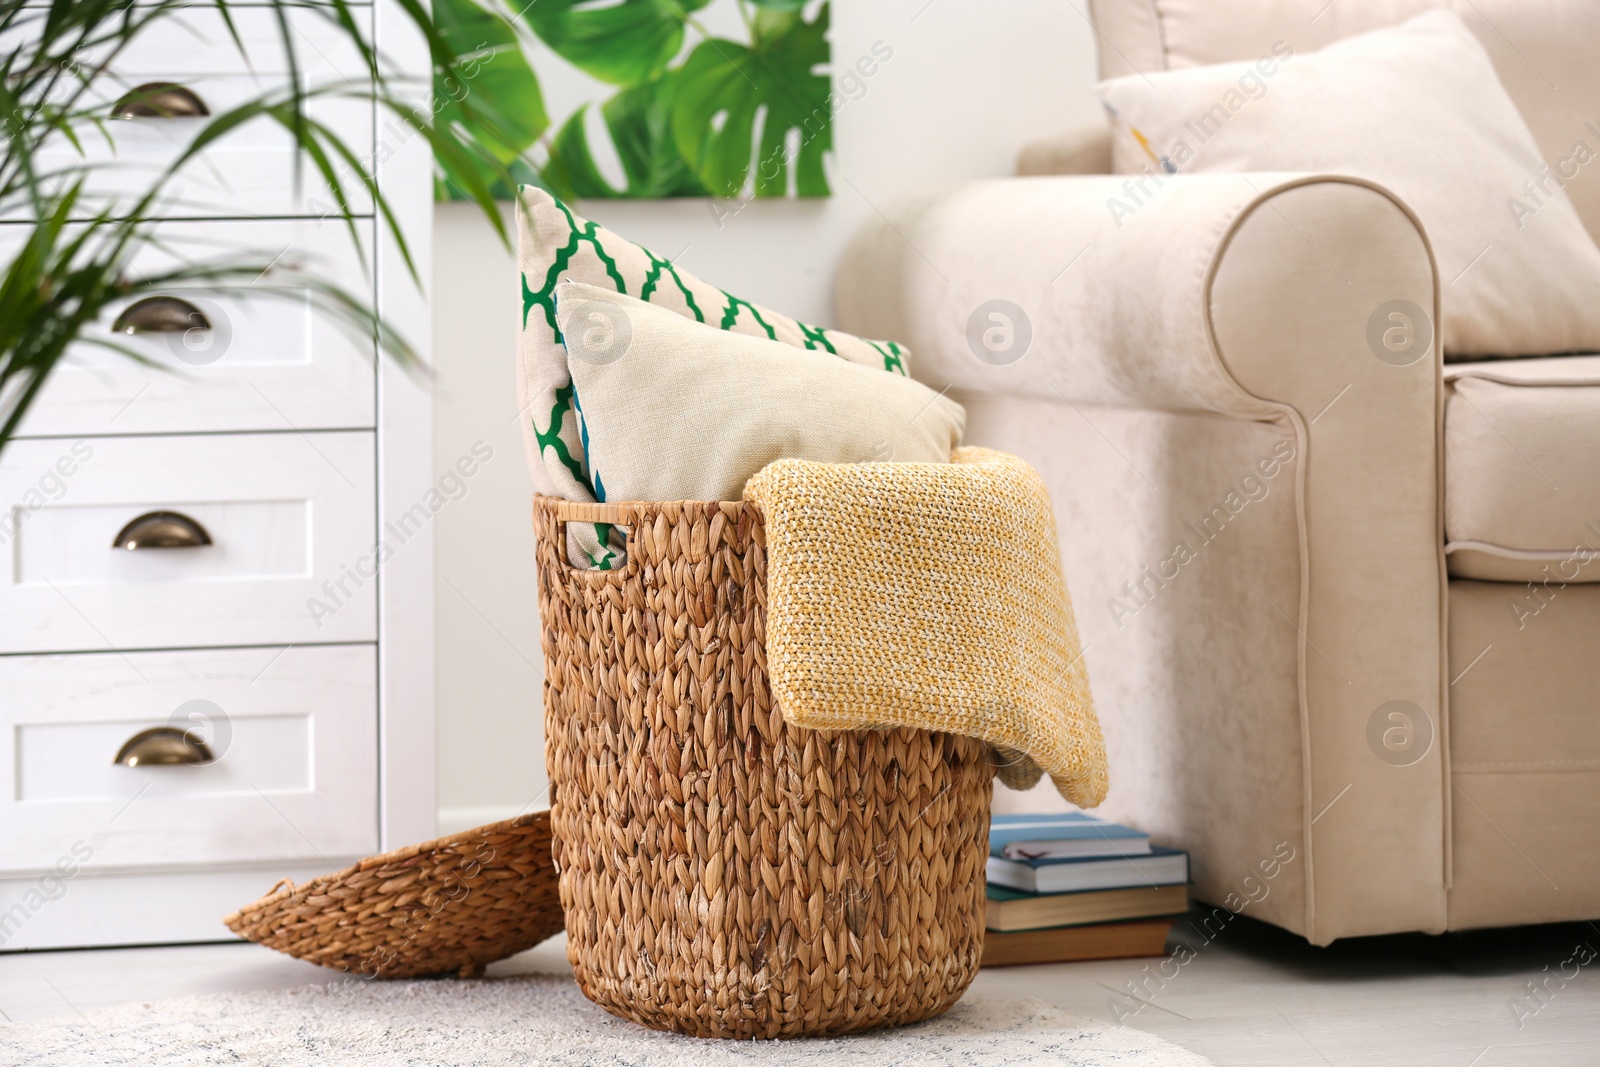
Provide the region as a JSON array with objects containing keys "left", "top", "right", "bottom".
[{"left": 1, "top": 914, "right": 1597, "bottom": 1066}]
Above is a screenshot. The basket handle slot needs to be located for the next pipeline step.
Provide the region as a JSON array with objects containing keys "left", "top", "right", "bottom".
[
  {"left": 538, "top": 499, "right": 641, "bottom": 577},
  {"left": 558, "top": 518, "right": 632, "bottom": 574}
]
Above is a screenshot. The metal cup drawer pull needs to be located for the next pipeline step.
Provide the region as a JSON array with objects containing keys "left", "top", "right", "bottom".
[
  {"left": 112, "top": 510, "right": 213, "bottom": 550},
  {"left": 110, "top": 82, "right": 210, "bottom": 119},
  {"left": 111, "top": 296, "right": 210, "bottom": 335},
  {"left": 113, "top": 726, "right": 216, "bottom": 767}
]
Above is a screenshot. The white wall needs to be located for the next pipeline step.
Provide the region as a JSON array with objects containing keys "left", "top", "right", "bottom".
[{"left": 431, "top": 2, "right": 1101, "bottom": 830}]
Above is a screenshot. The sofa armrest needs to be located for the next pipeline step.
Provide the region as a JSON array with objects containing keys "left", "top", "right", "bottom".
[
  {"left": 1016, "top": 125, "right": 1113, "bottom": 176},
  {"left": 837, "top": 172, "right": 1451, "bottom": 942},
  {"left": 838, "top": 172, "right": 1427, "bottom": 418}
]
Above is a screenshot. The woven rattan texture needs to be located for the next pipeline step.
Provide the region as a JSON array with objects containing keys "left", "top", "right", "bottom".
[
  {"left": 535, "top": 496, "right": 993, "bottom": 1040},
  {"left": 223, "top": 813, "right": 563, "bottom": 979}
]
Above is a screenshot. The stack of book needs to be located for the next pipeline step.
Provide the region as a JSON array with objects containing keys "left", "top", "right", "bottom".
[{"left": 981, "top": 812, "right": 1190, "bottom": 967}]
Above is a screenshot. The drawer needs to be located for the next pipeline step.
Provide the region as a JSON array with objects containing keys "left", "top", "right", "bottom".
[
  {"left": 0, "top": 432, "right": 376, "bottom": 653},
  {"left": 0, "top": 645, "right": 377, "bottom": 875},
  {"left": 12, "top": 7, "right": 374, "bottom": 218},
  {"left": 10, "top": 219, "right": 375, "bottom": 437}
]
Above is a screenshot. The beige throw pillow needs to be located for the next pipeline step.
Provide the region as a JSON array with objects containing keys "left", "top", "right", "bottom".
[
  {"left": 516, "top": 188, "right": 911, "bottom": 507},
  {"left": 1098, "top": 9, "right": 1600, "bottom": 359},
  {"left": 555, "top": 282, "right": 964, "bottom": 503}
]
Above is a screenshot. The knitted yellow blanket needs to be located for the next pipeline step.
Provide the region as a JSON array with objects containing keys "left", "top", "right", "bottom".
[{"left": 744, "top": 447, "right": 1108, "bottom": 808}]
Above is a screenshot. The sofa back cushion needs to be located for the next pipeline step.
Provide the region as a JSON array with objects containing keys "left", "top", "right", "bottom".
[
  {"left": 1088, "top": 0, "right": 1600, "bottom": 243},
  {"left": 1097, "top": 11, "right": 1600, "bottom": 359}
]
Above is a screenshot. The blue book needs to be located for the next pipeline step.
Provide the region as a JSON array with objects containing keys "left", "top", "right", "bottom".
[
  {"left": 988, "top": 846, "right": 1189, "bottom": 895},
  {"left": 989, "top": 813, "right": 1151, "bottom": 860}
]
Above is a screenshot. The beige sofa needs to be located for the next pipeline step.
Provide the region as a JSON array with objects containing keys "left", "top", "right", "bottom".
[{"left": 837, "top": 0, "right": 1600, "bottom": 943}]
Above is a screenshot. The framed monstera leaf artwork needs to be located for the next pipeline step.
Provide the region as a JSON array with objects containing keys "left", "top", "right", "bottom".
[{"left": 434, "top": 0, "right": 833, "bottom": 201}]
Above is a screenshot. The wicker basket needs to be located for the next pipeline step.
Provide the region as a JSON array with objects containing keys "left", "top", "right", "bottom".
[
  {"left": 223, "top": 812, "right": 563, "bottom": 979},
  {"left": 535, "top": 496, "right": 993, "bottom": 1040}
]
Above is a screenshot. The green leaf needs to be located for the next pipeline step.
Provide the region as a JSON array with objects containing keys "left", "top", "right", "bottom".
[
  {"left": 542, "top": 107, "right": 612, "bottom": 200},
  {"left": 542, "top": 75, "right": 709, "bottom": 200},
  {"left": 750, "top": 8, "right": 801, "bottom": 43},
  {"left": 0, "top": 0, "right": 540, "bottom": 455},
  {"left": 608, "top": 79, "right": 701, "bottom": 196},
  {"left": 670, "top": 1, "right": 830, "bottom": 199},
  {"left": 523, "top": 0, "right": 711, "bottom": 87},
  {"left": 434, "top": 0, "right": 548, "bottom": 166}
]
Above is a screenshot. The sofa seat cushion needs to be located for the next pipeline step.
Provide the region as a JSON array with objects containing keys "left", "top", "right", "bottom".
[{"left": 1445, "top": 356, "right": 1600, "bottom": 582}]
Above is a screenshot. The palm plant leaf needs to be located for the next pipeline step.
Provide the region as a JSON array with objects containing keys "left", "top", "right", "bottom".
[{"left": 0, "top": 0, "right": 520, "bottom": 454}]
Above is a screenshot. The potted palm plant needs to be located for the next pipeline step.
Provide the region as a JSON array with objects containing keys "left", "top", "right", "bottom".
[{"left": 0, "top": 0, "right": 529, "bottom": 451}]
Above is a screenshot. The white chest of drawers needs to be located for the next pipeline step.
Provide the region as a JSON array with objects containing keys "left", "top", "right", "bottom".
[{"left": 0, "top": 1, "right": 435, "bottom": 949}]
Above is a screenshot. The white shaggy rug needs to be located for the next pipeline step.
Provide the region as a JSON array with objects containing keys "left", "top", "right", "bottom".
[{"left": 0, "top": 975, "right": 1213, "bottom": 1066}]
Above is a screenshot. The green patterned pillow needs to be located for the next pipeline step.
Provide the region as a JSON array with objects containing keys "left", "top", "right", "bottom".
[{"left": 515, "top": 187, "right": 911, "bottom": 568}]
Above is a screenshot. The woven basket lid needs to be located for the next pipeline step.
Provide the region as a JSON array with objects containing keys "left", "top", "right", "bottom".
[{"left": 224, "top": 811, "right": 562, "bottom": 979}]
